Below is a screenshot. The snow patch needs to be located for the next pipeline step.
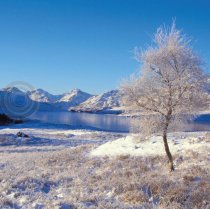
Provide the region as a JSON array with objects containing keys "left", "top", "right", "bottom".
[{"left": 91, "top": 132, "right": 209, "bottom": 157}]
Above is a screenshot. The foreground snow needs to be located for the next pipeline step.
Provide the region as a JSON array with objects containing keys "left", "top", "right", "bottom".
[
  {"left": 91, "top": 132, "right": 209, "bottom": 157},
  {"left": 0, "top": 121, "right": 124, "bottom": 148}
]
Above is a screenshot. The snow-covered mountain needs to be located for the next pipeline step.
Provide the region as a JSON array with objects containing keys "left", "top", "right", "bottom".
[
  {"left": 2, "top": 87, "right": 23, "bottom": 94},
  {"left": 54, "top": 89, "right": 93, "bottom": 111},
  {"left": 28, "top": 88, "right": 93, "bottom": 111},
  {"left": 29, "top": 89, "right": 63, "bottom": 103},
  {"left": 0, "top": 87, "right": 54, "bottom": 115},
  {"left": 58, "top": 89, "right": 92, "bottom": 104},
  {"left": 70, "top": 90, "right": 122, "bottom": 113}
]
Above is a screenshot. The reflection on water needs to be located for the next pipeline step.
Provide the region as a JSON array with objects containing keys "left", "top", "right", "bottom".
[
  {"left": 30, "top": 112, "right": 130, "bottom": 132},
  {"left": 30, "top": 112, "right": 210, "bottom": 132}
]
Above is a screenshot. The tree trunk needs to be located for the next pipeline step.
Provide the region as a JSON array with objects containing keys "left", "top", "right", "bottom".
[{"left": 163, "top": 128, "right": 174, "bottom": 171}]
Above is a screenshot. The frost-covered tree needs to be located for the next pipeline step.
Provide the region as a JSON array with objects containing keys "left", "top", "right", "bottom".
[{"left": 121, "top": 22, "right": 208, "bottom": 171}]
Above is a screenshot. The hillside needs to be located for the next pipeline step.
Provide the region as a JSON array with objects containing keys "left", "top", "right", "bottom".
[
  {"left": 70, "top": 90, "right": 121, "bottom": 113},
  {"left": 29, "top": 89, "right": 63, "bottom": 103}
]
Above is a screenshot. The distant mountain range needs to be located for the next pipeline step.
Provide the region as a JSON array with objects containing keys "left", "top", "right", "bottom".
[
  {"left": 0, "top": 87, "right": 122, "bottom": 114},
  {"left": 1, "top": 80, "right": 210, "bottom": 116}
]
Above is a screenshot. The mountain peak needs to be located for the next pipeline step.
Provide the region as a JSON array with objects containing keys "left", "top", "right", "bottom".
[
  {"left": 72, "top": 88, "right": 81, "bottom": 92},
  {"left": 35, "top": 88, "right": 48, "bottom": 92},
  {"left": 58, "top": 89, "right": 92, "bottom": 104},
  {"left": 3, "top": 87, "right": 23, "bottom": 93},
  {"left": 70, "top": 89, "right": 121, "bottom": 112},
  {"left": 29, "top": 88, "right": 63, "bottom": 103}
]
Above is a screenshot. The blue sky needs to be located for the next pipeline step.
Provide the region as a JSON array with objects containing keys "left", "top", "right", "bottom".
[{"left": 0, "top": 0, "right": 209, "bottom": 94}]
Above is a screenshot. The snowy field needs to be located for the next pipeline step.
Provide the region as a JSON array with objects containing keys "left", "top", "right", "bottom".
[{"left": 0, "top": 121, "right": 209, "bottom": 208}]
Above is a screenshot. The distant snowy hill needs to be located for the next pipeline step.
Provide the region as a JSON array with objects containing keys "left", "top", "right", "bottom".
[
  {"left": 54, "top": 89, "right": 92, "bottom": 111},
  {"left": 3, "top": 87, "right": 23, "bottom": 94},
  {"left": 0, "top": 87, "right": 54, "bottom": 115},
  {"left": 29, "top": 89, "right": 63, "bottom": 103},
  {"left": 70, "top": 90, "right": 122, "bottom": 113}
]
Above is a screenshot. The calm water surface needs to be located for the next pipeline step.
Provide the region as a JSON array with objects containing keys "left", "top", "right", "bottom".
[
  {"left": 30, "top": 112, "right": 130, "bottom": 132},
  {"left": 30, "top": 112, "right": 210, "bottom": 132}
]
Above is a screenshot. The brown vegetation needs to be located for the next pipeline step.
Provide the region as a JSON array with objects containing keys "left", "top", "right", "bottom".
[{"left": 0, "top": 144, "right": 209, "bottom": 208}]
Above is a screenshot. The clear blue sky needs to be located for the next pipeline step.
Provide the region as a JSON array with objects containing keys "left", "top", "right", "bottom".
[{"left": 0, "top": 0, "right": 209, "bottom": 94}]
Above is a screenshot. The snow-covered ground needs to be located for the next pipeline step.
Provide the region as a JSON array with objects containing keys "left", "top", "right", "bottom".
[
  {"left": 91, "top": 132, "right": 210, "bottom": 157},
  {"left": 0, "top": 121, "right": 124, "bottom": 148},
  {"left": 0, "top": 121, "right": 209, "bottom": 208}
]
